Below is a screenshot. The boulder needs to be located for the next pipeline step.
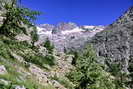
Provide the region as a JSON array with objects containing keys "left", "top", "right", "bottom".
[
  {"left": 50, "top": 80, "right": 67, "bottom": 89},
  {"left": 0, "top": 79, "right": 10, "bottom": 85},
  {"left": 15, "top": 85, "right": 26, "bottom": 89},
  {"left": 0, "top": 65, "right": 7, "bottom": 75}
]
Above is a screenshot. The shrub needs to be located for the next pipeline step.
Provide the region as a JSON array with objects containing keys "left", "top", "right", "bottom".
[
  {"left": 30, "top": 29, "right": 39, "bottom": 46},
  {"left": 50, "top": 75, "right": 74, "bottom": 89},
  {"left": 67, "top": 45, "right": 122, "bottom": 89},
  {"left": 21, "top": 53, "right": 55, "bottom": 68},
  {"left": 71, "top": 51, "right": 79, "bottom": 66},
  {"left": 43, "top": 38, "right": 54, "bottom": 54}
]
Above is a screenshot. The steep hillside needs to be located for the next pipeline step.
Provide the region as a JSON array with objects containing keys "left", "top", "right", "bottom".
[
  {"left": 0, "top": 1, "right": 75, "bottom": 89},
  {"left": 90, "top": 6, "right": 133, "bottom": 88},
  {"left": 0, "top": 33, "right": 75, "bottom": 89}
]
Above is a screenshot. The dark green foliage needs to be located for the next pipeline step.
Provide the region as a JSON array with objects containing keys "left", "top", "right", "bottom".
[
  {"left": 128, "top": 63, "right": 133, "bottom": 72},
  {"left": 0, "top": 35, "right": 55, "bottom": 69},
  {"left": 64, "top": 47, "right": 67, "bottom": 53},
  {"left": 20, "top": 52, "right": 55, "bottom": 68},
  {"left": 128, "top": 63, "right": 133, "bottom": 88},
  {"left": 0, "top": 83, "right": 11, "bottom": 89},
  {"left": 44, "top": 54, "right": 55, "bottom": 66},
  {"left": 0, "top": 0, "right": 55, "bottom": 70},
  {"left": 108, "top": 63, "right": 121, "bottom": 76},
  {"left": 106, "top": 61, "right": 129, "bottom": 88},
  {"left": 0, "top": 36, "right": 51, "bottom": 89},
  {"left": 71, "top": 51, "right": 79, "bottom": 66},
  {"left": 0, "top": 0, "right": 40, "bottom": 37},
  {"left": 67, "top": 45, "right": 122, "bottom": 89},
  {"left": 30, "top": 28, "right": 39, "bottom": 46},
  {"left": 43, "top": 38, "right": 54, "bottom": 54}
]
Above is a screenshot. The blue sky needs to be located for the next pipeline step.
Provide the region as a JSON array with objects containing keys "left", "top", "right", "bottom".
[{"left": 22, "top": 0, "right": 133, "bottom": 25}]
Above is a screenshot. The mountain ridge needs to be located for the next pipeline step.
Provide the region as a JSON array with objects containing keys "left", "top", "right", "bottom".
[{"left": 37, "top": 22, "right": 105, "bottom": 52}]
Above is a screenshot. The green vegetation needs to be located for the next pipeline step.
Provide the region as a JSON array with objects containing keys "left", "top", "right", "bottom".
[
  {"left": 0, "top": 0, "right": 130, "bottom": 89},
  {"left": 0, "top": 0, "right": 56, "bottom": 88},
  {"left": 50, "top": 75, "right": 74, "bottom": 89},
  {"left": 43, "top": 38, "right": 54, "bottom": 54},
  {"left": 44, "top": 84, "right": 56, "bottom": 89},
  {"left": 30, "top": 28, "right": 39, "bottom": 47},
  {"left": 0, "top": 0, "right": 40, "bottom": 37},
  {"left": 71, "top": 51, "right": 79, "bottom": 66},
  {"left": 0, "top": 0, "right": 56, "bottom": 68},
  {"left": 107, "top": 63, "right": 128, "bottom": 88},
  {"left": 0, "top": 35, "right": 55, "bottom": 69},
  {"left": 0, "top": 58, "right": 45, "bottom": 89},
  {"left": 67, "top": 45, "right": 123, "bottom": 89}
]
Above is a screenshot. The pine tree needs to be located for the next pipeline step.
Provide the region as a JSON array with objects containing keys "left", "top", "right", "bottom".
[
  {"left": 43, "top": 38, "right": 54, "bottom": 54},
  {"left": 71, "top": 51, "right": 79, "bottom": 66},
  {"left": 31, "top": 28, "right": 39, "bottom": 46},
  {"left": 0, "top": 0, "right": 40, "bottom": 37},
  {"left": 67, "top": 45, "right": 123, "bottom": 89}
]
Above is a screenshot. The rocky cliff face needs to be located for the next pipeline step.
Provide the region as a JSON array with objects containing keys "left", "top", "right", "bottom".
[
  {"left": 91, "top": 6, "right": 133, "bottom": 73},
  {"left": 37, "top": 22, "right": 104, "bottom": 52}
]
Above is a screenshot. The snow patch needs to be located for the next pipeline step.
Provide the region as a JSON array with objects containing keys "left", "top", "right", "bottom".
[
  {"left": 61, "top": 27, "right": 83, "bottom": 34},
  {"left": 37, "top": 27, "right": 52, "bottom": 35},
  {"left": 83, "top": 26, "right": 95, "bottom": 29}
]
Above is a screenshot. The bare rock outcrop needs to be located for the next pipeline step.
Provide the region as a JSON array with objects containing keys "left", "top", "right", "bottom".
[
  {"left": 0, "top": 65, "right": 7, "bottom": 75},
  {"left": 90, "top": 6, "right": 133, "bottom": 73}
]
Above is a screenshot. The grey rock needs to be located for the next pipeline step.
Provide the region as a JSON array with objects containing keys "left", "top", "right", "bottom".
[
  {"left": 0, "top": 65, "right": 7, "bottom": 75},
  {"left": 15, "top": 34, "right": 31, "bottom": 43},
  {"left": 15, "top": 85, "right": 26, "bottom": 89},
  {"left": 38, "top": 22, "right": 104, "bottom": 52},
  {"left": 0, "top": 79, "right": 10, "bottom": 85},
  {"left": 50, "top": 80, "right": 67, "bottom": 89},
  {"left": 38, "top": 24, "right": 54, "bottom": 31},
  {"left": 29, "top": 64, "right": 49, "bottom": 84},
  {"left": 90, "top": 6, "right": 133, "bottom": 73}
]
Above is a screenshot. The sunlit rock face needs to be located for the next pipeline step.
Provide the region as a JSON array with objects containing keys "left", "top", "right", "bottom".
[
  {"left": 90, "top": 6, "right": 133, "bottom": 73},
  {"left": 37, "top": 22, "right": 104, "bottom": 52}
]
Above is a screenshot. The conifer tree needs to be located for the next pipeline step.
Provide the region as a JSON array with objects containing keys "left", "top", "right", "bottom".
[
  {"left": 43, "top": 38, "right": 54, "bottom": 54},
  {"left": 67, "top": 45, "right": 123, "bottom": 89},
  {"left": 0, "top": 0, "right": 40, "bottom": 36},
  {"left": 31, "top": 28, "right": 39, "bottom": 46}
]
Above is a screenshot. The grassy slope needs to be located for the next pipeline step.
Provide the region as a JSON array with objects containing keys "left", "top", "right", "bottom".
[{"left": 0, "top": 35, "right": 56, "bottom": 89}]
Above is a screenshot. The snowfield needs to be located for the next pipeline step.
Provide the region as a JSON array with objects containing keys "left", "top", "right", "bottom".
[{"left": 61, "top": 27, "right": 83, "bottom": 34}]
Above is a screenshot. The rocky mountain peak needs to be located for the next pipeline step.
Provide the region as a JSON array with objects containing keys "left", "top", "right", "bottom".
[
  {"left": 55, "top": 22, "right": 77, "bottom": 31},
  {"left": 37, "top": 22, "right": 105, "bottom": 52},
  {"left": 38, "top": 24, "right": 54, "bottom": 31},
  {"left": 37, "top": 22, "right": 104, "bottom": 35}
]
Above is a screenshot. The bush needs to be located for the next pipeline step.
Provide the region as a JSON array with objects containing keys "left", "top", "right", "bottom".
[
  {"left": 43, "top": 38, "right": 54, "bottom": 54},
  {"left": 21, "top": 53, "right": 55, "bottom": 68},
  {"left": 67, "top": 45, "right": 122, "bottom": 89},
  {"left": 30, "top": 29, "right": 39, "bottom": 46},
  {"left": 71, "top": 51, "right": 79, "bottom": 66},
  {"left": 44, "top": 54, "right": 56, "bottom": 66},
  {"left": 50, "top": 75, "right": 74, "bottom": 89}
]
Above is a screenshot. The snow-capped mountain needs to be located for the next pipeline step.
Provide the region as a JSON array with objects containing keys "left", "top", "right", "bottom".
[{"left": 37, "top": 22, "right": 105, "bottom": 52}]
